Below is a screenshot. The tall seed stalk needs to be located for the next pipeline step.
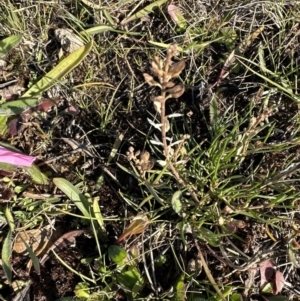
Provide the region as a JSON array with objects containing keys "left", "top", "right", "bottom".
[{"left": 143, "top": 45, "right": 199, "bottom": 203}]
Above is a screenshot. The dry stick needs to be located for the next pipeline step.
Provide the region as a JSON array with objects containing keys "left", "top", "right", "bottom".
[{"left": 194, "top": 239, "right": 226, "bottom": 301}]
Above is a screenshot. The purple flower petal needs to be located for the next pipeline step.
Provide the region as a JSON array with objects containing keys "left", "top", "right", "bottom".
[{"left": 0, "top": 146, "right": 36, "bottom": 167}]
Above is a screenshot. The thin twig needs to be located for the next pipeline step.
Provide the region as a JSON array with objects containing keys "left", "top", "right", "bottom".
[{"left": 194, "top": 239, "right": 226, "bottom": 301}]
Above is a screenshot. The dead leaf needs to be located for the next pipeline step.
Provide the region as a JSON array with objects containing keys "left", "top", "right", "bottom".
[
  {"left": 166, "top": 84, "right": 185, "bottom": 98},
  {"left": 143, "top": 73, "right": 161, "bottom": 87},
  {"left": 165, "top": 81, "right": 176, "bottom": 88},
  {"left": 116, "top": 214, "right": 150, "bottom": 244},
  {"left": 168, "top": 60, "right": 186, "bottom": 78},
  {"left": 226, "top": 219, "right": 246, "bottom": 233},
  {"left": 13, "top": 225, "right": 52, "bottom": 255}
]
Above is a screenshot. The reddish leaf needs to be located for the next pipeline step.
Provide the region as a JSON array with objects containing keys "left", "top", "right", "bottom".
[
  {"left": 273, "top": 270, "right": 285, "bottom": 294},
  {"left": 8, "top": 118, "right": 20, "bottom": 136},
  {"left": 35, "top": 97, "right": 60, "bottom": 112},
  {"left": 64, "top": 105, "right": 79, "bottom": 115},
  {"left": 214, "top": 50, "right": 236, "bottom": 87},
  {"left": 259, "top": 260, "right": 285, "bottom": 295},
  {"left": 260, "top": 260, "right": 275, "bottom": 287}
]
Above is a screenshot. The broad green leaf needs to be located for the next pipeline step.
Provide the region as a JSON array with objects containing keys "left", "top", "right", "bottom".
[
  {"left": 0, "top": 116, "right": 8, "bottom": 135},
  {"left": 219, "top": 27, "right": 237, "bottom": 51},
  {"left": 53, "top": 178, "right": 91, "bottom": 218},
  {"left": 121, "top": 0, "right": 168, "bottom": 25},
  {"left": 0, "top": 35, "right": 22, "bottom": 58},
  {"left": 108, "top": 245, "right": 127, "bottom": 266},
  {"left": 132, "top": 269, "right": 144, "bottom": 297},
  {"left": 25, "top": 164, "right": 49, "bottom": 185},
  {"left": 74, "top": 283, "right": 90, "bottom": 299},
  {"left": 0, "top": 162, "right": 16, "bottom": 173},
  {"left": 21, "top": 40, "right": 93, "bottom": 98},
  {"left": 229, "top": 293, "right": 243, "bottom": 301},
  {"left": 4, "top": 206, "right": 14, "bottom": 232},
  {"left": 116, "top": 266, "right": 143, "bottom": 290},
  {"left": 2, "top": 230, "right": 12, "bottom": 284},
  {"left": 171, "top": 273, "right": 185, "bottom": 301},
  {"left": 172, "top": 190, "right": 182, "bottom": 214},
  {"left": 0, "top": 98, "right": 41, "bottom": 116}
]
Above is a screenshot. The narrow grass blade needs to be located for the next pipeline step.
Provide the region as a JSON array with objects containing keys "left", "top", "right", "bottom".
[
  {"left": 149, "top": 40, "right": 184, "bottom": 52},
  {"left": 236, "top": 55, "right": 300, "bottom": 102},
  {"left": 0, "top": 35, "right": 22, "bottom": 58},
  {"left": 51, "top": 249, "right": 95, "bottom": 283},
  {"left": 103, "top": 10, "right": 115, "bottom": 26},
  {"left": 53, "top": 178, "right": 90, "bottom": 218},
  {"left": 107, "top": 133, "right": 123, "bottom": 164},
  {"left": 21, "top": 40, "right": 93, "bottom": 98},
  {"left": 19, "top": 236, "right": 40, "bottom": 275},
  {"left": 83, "top": 25, "right": 141, "bottom": 36},
  {"left": 2, "top": 230, "right": 12, "bottom": 284},
  {"left": 92, "top": 197, "right": 106, "bottom": 241},
  {"left": 209, "top": 93, "right": 219, "bottom": 128},
  {"left": 121, "top": 0, "right": 168, "bottom": 25}
]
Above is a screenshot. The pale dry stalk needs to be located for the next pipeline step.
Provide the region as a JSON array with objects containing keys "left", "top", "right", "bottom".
[{"left": 143, "top": 45, "right": 199, "bottom": 202}]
